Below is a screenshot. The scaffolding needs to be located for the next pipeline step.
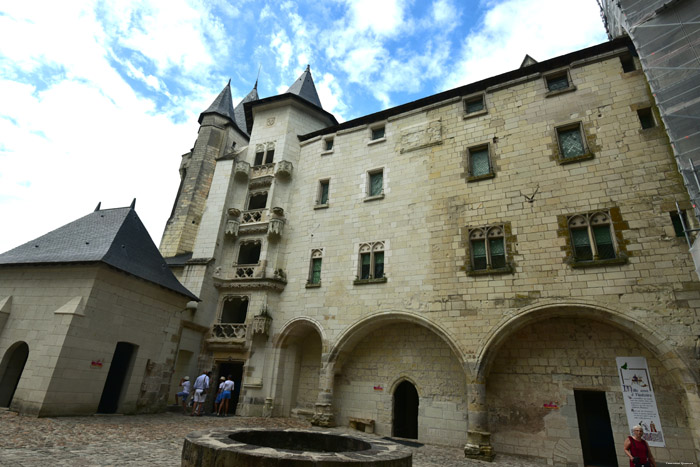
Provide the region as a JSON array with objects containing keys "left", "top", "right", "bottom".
[{"left": 600, "top": 0, "right": 700, "bottom": 271}]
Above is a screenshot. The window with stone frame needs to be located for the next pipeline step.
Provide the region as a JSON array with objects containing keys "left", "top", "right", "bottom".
[
  {"left": 544, "top": 69, "right": 575, "bottom": 95},
  {"left": 324, "top": 137, "right": 334, "bottom": 151},
  {"left": 237, "top": 241, "right": 261, "bottom": 265},
  {"left": 366, "top": 169, "right": 384, "bottom": 199},
  {"left": 371, "top": 126, "right": 385, "bottom": 141},
  {"left": 466, "top": 144, "right": 494, "bottom": 181},
  {"left": 316, "top": 179, "right": 330, "bottom": 206},
  {"left": 254, "top": 143, "right": 275, "bottom": 166},
  {"left": 247, "top": 191, "right": 268, "bottom": 210},
  {"left": 307, "top": 249, "right": 323, "bottom": 287},
  {"left": 554, "top": 122, "right": 592, "bottom": 164},
  {"left": 568, "top": 211, "right": 617, "bottom": 263},
  {"left": 355, "top": 241, "right": 385, "bottom": 283},
  {"left": 468, "top": 225, "right": 509, "bottom": 273},
  {"left": 219, "top": 296, "right": 249, "bottom": 324},
  {"left": 463, "top": 93, "right": 487, "bottom": 117}
]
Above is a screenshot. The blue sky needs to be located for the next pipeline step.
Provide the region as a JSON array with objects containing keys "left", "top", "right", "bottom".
[{"left": 0, "top": 0, "right": 607, "bottom": 253}]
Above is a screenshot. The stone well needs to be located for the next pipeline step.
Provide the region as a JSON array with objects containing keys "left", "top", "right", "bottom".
[{"left": 182, "top": 428, "right": 412, "bottom": 466}]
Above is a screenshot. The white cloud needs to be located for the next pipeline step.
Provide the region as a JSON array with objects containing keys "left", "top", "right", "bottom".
[
  {"left": 270, "top": 30, "right": 294, "bottom": 71},
  {"left": 441, "top": 0, "right": 608, "bottom": 90},
  {"left": 0, "top": 2, "right": 204, "bottom": 253},
  {"left": 316, "top": 72, "right": 349, "bottom": 121},
  {"left": 346, "top": 0, "right": 407, "bottom": 37}
]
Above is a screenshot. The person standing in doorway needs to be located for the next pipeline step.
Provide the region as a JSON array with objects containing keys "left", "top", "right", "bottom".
[
  {"left": 191, "top": 371, "right": 211, "bottom": 416},
  {"left": 624, "top": 425, "right": 656, "bottom": 467},
  {"left": 217, "top": 375, "right": 235, "bottom": 417}
]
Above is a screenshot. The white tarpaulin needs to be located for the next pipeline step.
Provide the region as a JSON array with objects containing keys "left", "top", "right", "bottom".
[{"left": 616, "top": 356, "right": 665, "bottom": 447}]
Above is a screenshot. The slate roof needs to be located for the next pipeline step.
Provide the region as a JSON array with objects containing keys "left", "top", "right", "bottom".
[
  {"left": 199, "top": 81, "right": 237, "bottom": 125},
  {"left": 286, "top": 65, "right": 323, "bottom": 109},
  {"left": 233, "top": 82, "right": 259, "bottom": 137},
  {"left": 0, "top": 207, "right": 198, "bottom": 301}
]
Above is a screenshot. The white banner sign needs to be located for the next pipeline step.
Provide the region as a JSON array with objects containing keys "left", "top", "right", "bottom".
[{"left": 616, "top": 356, "right": 665, "bottom": 447}]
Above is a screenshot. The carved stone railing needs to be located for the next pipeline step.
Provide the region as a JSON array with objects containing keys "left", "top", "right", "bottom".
[
  {"left": 234, "top": 160, "right": 250, "bottom": 179},
  {"left": 251, "top": 163, "right": 275, "bottom": 178},
  {"left": 241, "top": 209, "right": 267, "bottom": 224},
  {"left": 234, "top": 265, "right": 260, "bottom": 278},
  {"left": 275, "top": 160, "right": 293, "bottom": 178},
  {"left": 211, "top": 323, "right": 247, "bottom": 339}
]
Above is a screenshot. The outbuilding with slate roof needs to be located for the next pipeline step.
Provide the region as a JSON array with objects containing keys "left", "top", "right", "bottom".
[{"left": 0, "top": 204, "right": 196, "bottom": 416}]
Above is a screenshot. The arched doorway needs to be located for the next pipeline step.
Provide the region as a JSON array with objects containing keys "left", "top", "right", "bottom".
[
  {"left": 274, "top": 319, "right": 324, "bottom": 419},
  {"left": 0, "top": 342, "right": 29, "bottom": 407},
  {"left": 393, "top": 380, "right": 419, "bottom": 439},
  {"left": 98, "top": 342, "right": 137, "bottom": 414}
]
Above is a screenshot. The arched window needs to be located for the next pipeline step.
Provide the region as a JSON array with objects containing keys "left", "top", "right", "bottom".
[
  {"left": 358, "top": 241, "right": 384, "bottom": 280},
  {"left": 568, "top": 211, "right": 615, "bottom": 262},
  {"left": 469, "top": 225, "right": 505, "bottom": 271},
  {"left": 308, "top": 249, "right": 323, "bottom": 285}
]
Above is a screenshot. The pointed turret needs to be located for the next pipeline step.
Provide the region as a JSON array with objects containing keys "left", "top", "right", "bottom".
[
  {"left": 286, "top": 65, "right": 323, "bottom": 109},
  {"left": 199, "top": 80, "right": 236, "bottom": 124},
  {"left": 233, "top": 81, "right": 259, "bottom": 136}
]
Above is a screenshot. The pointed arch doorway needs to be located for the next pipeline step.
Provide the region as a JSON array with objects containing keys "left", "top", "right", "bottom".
[
  {"left": 393, "top": 380, "right": 419, "bottom": 439},
  {"left": 0, "top": 342, "right": 29, "bottom": 407}
]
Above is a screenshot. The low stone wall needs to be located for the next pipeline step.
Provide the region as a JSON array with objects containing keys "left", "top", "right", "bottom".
[{"left": 182, "top": 428, "right": 412, "bottom": 466}]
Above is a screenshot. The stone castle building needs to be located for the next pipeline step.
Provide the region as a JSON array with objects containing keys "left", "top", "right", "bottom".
[
  {"left": 160, "top": 36, "right": 700, "bottom": 464},
  {"left": 19, "top": 33, "right": 688, "bottom": 465}
]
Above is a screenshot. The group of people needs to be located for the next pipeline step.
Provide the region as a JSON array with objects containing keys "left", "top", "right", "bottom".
[{"left": 175, "top": 371, "right": 235, "bottom": 417}]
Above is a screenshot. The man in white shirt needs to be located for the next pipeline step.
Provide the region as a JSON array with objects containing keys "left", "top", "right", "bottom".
[{"left": 190, "top": 371, "right": 211, "bottom": 416}]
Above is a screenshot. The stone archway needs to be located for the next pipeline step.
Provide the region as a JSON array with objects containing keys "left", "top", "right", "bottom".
[
  {"left": 474, "top": 303, "right": 699, "bottom": 466},
  {"left": 0, "top": 341, "right": 29, "bottom": 408},
  {"left": 328, "top": 312, "right": 468, "bottom": 446},
  {"left": 273, "top": 318, "right": 325, "bottom": 420}
]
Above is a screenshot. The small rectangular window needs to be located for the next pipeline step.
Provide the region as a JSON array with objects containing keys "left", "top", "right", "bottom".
[
  {"left": 318, "top": 180, "right": 329, "bottom": 205},
  {"left": 265, "top": 149, "right": 275, "bottom": 164},
  {"left": 325, "top": 138, "right": 334, "bottom": 151},
  {"left": 464, "top": 96, "right": 485, "bottom": 114},
  {"left": 468, "top": 145, "right": 492, "bottom": 179},
  {"left": 310, "top": 258, "right": 322, "bottom": 284},
  {"left": 371, "top": 126, "right": 385, "bottom": 140},
  {"left": 637, "top": 108, "right": 655, "bottom": 129},
  {"left": 620, "top": 54, "right": 636, "bottom": 73},
  {"left": 547, "top": 74, "right": 570, "bottom": 92},
  {"left": 671, "top": 211, "right": 688, "bottom": 237},
  {"left": 557, "top": 126, "right": 586, "bottom": 159},
  {"left": 369, "top": 170, "right": 383, "bottom": 197},
  {"left": 360, "top": 252, "right": 371, "bottom": 279}
]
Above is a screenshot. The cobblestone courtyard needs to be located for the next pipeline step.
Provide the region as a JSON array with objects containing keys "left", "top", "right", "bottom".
[{"left": 0, "top": 409, "right": 546, "bottom": 466}]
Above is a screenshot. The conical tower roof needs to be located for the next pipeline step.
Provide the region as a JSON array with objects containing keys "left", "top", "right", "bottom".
[
  {"left": 199, "top": 80, "right": 236, "bottom": 124},
  {"left": 286, "top": 65, "right": 323, "bottom": 109},
  {"left": 233, "top": 81, "right": 259, "bottom": 136}
]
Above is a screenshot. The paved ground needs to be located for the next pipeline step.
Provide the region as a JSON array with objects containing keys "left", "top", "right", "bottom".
[{"left": 0, "top": 409, "right": 545, "bottom": 466}]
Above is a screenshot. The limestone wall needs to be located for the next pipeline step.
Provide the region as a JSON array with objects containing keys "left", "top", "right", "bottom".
[{"left": 0, "top": 265, "right": 187, "bottom": 416}]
